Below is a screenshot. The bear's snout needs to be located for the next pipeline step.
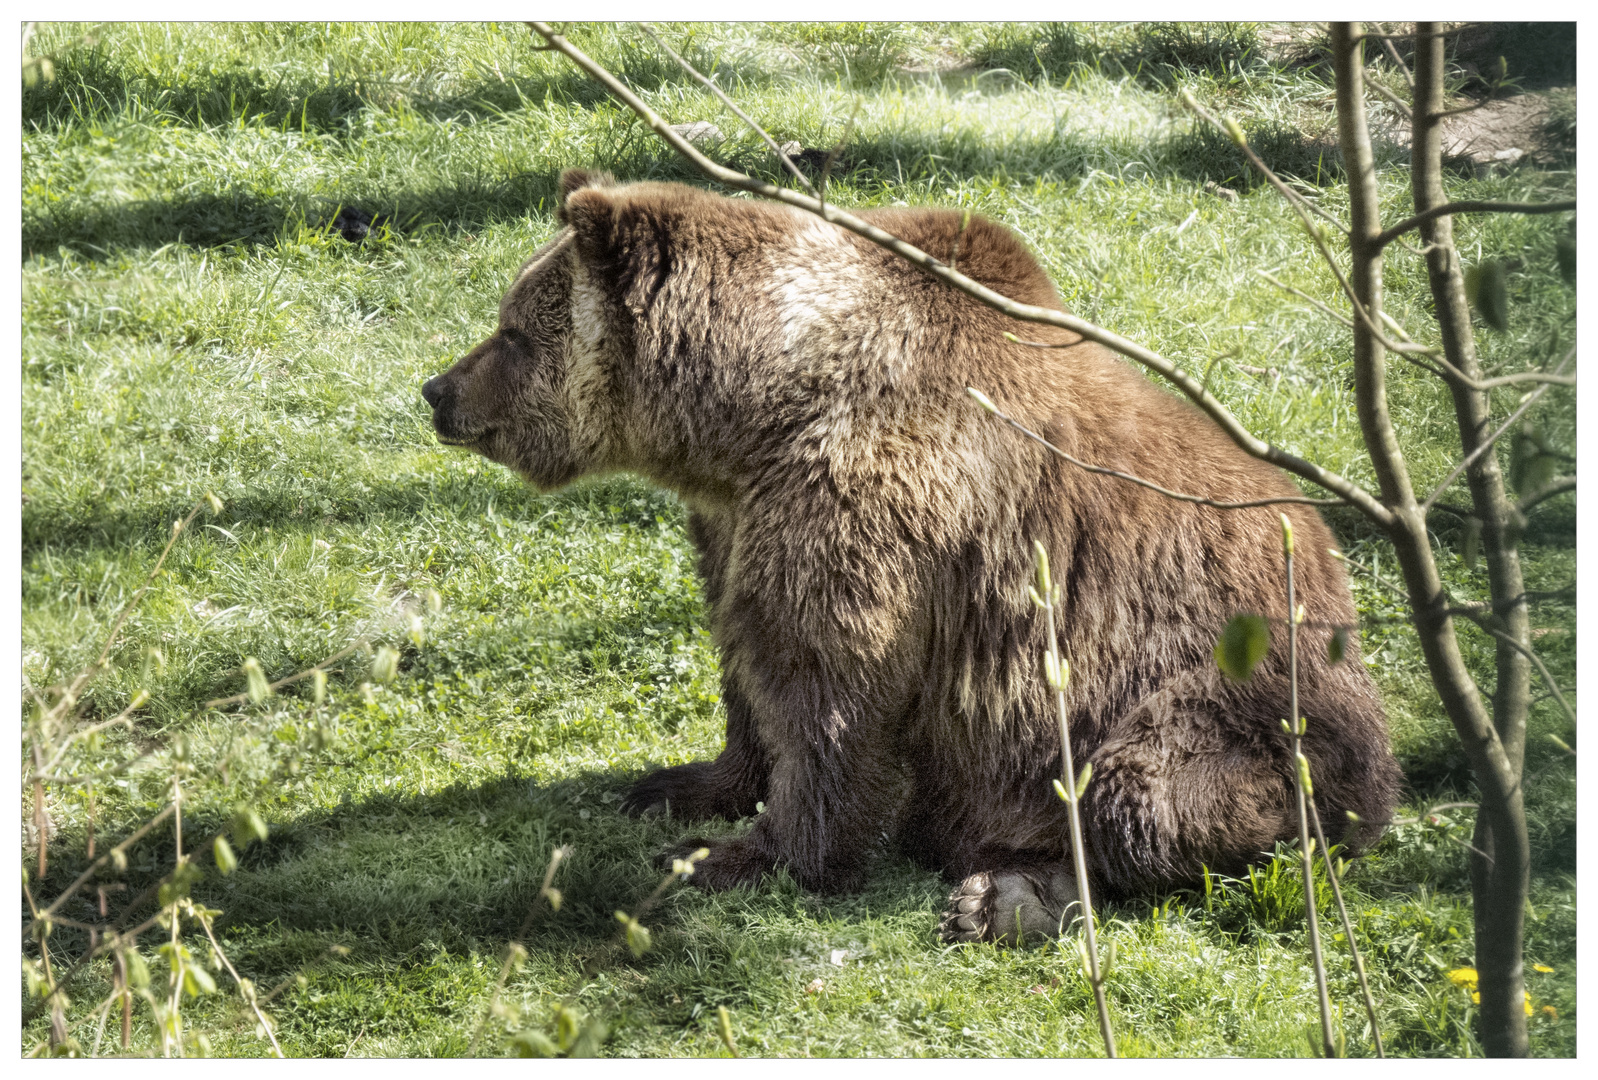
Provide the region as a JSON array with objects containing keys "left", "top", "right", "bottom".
[{"left": 422, "top": 374, "right": 477, "bottom": 445}]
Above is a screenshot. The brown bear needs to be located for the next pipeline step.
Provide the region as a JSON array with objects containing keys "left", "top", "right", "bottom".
[{"left": 422, "top": 169, "right": 1401, "bottom": 943}]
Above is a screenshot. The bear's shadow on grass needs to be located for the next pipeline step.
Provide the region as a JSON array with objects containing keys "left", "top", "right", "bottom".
[{"left": 81, "top": 765, "right": 959, "bottom": 988}]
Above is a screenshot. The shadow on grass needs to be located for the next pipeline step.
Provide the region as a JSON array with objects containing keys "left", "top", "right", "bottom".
[
  {"left": 24, "top": 117, "right": 1353, "bottom": 260},
  {"left": 20, "top": 31, "right": 782, "bottom": 138}
]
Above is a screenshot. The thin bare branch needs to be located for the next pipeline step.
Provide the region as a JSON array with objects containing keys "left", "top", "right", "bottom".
[
  {"left": 1372, "top": 23, "right": 1415, "bottom": 88},
  {"left": 1257, "top": 270, "right": 1354, "bottom": 329},
  {"left": 1356, "top": 25, "right": 1481, "bottom": 41},
  {"left": 636, "top": 22, "right": 817, "bottom": 197},
  {"left": 1374, "top": 201, "right": 1577, "bottom": 251},
  {"left": 1366, "top": 78, "right": 1413, "bottom": 120},
  {"left": 50, "top": 498, "right": 211, "bottom": 727},
  {"left": 1477, "top": 624, "right": 1577, "bottom": 727},
  {"left": 198, "top": 911, "right": 284, "bottom": 1057},
  {"left": 201, "top": 642, "right": 362, "bottom": 711},
  {"left": 1182, "top": 93, "right": 1447, "bottom": 368},
  {"left": 1180, "top": 95, "right": 1349, "bottom": 236},
  {"left": 1518, "top": 475, "right": 1575, "bottom": 514},
  {"left": 1420, "top": 346, "right": 1575, "bottom": 512},
  {"left": 970, "top": 389, "right": 1344, "bottom": 510},
  {"left": 1308, "top": 799, "right": 1385, "bottom": 1056},
  {"left": 38, "top": 804, "right": 177, "bottom": 921},
  {"left": 527, "top": 23, "right": 1394, "bottom": 529}
]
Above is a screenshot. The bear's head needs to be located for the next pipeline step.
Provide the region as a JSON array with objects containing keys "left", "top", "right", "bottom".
[{"left": 421, "top": 168, "right": 644, "bottom": 491}]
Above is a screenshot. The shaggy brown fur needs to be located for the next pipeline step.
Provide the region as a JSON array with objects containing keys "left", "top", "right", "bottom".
[{"left": 422, "top": 169, "right": 1402, "bottom": 942}]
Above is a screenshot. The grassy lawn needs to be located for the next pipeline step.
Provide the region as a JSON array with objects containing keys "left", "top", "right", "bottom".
[{"left": 21, "top": 22, "right": 1575, "bottom": 1057}]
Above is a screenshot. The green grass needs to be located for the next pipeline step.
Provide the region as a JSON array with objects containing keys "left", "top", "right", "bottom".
[{"left": 22, "top": 22, "right": 1576, "bottom": 1057}]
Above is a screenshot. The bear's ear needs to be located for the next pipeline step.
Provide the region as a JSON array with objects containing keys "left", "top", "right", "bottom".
[
  {"left": 560, "top": 184, "right": 617, "bottom": 268},
  {"left": 557, "top": 169, "right": 616, "bottom": 216}
]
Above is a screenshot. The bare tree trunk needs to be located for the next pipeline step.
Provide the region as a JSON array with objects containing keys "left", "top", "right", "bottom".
[{"left": 1410, "top": 23, "right": 1532, "bottom": 1058}]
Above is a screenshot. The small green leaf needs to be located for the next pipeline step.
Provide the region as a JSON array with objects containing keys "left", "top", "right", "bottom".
[
  {"left": 1461, "top": 516, "right": 1483, "bottom": 569},
  {"left": 1033, "top": 540, "right": 1052, "bottom": 595},
  {"left": 1469, "top": 258, "right": 1509, "bottom": 331},
  {"left": 1555, "top": 234, "right": 1575, "bottom": 284},
  {"left": 1052, "top": 778, "right": 1072, "bottom": 804},
  {"left": 1279, "top": 513, "right": 1294, "bottom": 557},
  {"left": 552, "top": 1004, "right": 581, "bottom": 1051},
  {"left": 213, "top": 836, "right": 238, "bottom": 876},
  {"left": 1074, "top": 761, "right": 1093, "bottom": 800},
  {"left": 1215, "top": 614, "right": 1270, "bottom": 682},
  {"left": 716, "top": 1005, "right": 739, "bottom": 1057},
  {"left": 231, "top": 805, "right": 269, "bottom": 846},
  {"left": 183, "top": 965, "right": 217, "bottom": 997},
  {"left": 1328, "top": 626, "right": 1348, "bottom": 665},
  {"left": 311, "top": 668, "right": 327, "bottom": 706},
  {"left": 507, "top": 1029, "right": 557, "bottom": 1057},
  {"left": 123, "top": 950, "right": 150, "bottom": 990}
]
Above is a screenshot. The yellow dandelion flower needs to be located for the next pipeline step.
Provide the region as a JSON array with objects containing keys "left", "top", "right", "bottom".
[
  {"left": 1471, "top": 992, "right": 1480, "bottom": 1004},
  {"left": 1533, "top": 964, "right": 1554, "bottom": 974},
  {"left": 1542, "top": 1005, "right": 1559, "bottom": 1020},
  {"left": 1525, "top": 994, "right": 1535, "bottom": 1017},
  {"left": 1447, "top": 968, "right": 1479, "bottom": 990}
]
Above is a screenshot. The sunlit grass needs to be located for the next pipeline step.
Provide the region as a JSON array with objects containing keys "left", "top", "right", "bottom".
[{"left": 22, "top": 21, "right": 1574, "bottom": 1057}]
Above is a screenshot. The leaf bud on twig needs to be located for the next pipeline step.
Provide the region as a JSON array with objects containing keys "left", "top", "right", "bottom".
[
  {"left": 1033, "top": 540, "right": 1052, "bottom": 595},
  {"left": 242, "top": 658, "right": 270, "bottom": 704},
  {"left": 1296, "top": 752, "right": 1314, "bottom": 798},
  {"left": 967, "top": 387, "right": 1000, "bottom": 414}
]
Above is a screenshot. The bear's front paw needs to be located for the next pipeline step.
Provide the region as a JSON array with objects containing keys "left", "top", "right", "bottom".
[
  {"left": 656, "top": 836, "right": 773, "bottom": 891},
  {"left": 939, "top": 867, "right": 1080, "bottom": 946},
  {"left": 620, "top": 762, "right": 756, "bottom": 822}
]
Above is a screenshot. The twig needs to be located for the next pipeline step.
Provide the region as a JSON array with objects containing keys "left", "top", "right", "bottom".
[
  {"left": 968, "top": 388, "right": 1344, "bottom": 510},
  {"left": 636, "top": 23, "right": 817, "bottom": 197},
  {"left": 1181, "top": 93, "right": 1448, "bottom": 368},
  {"left": 38, "top": 803, "right": 177, "bottom": 921},
  {"left": 1420, "top": 346, "right": 1575, "bottom": 513},
  {"left": 1474, "top": 623, "right": 1577, "bottom": 727},
  {"left": 526, "top": 21, "right": 1395, "bottom": 530},
  {"left": 468, "top": 845, "right": 570, "bottom": 1056},
  {"left": 1373, "top": 201, "right": 1577, "bottom": 251},
  {"left": 1281, "top": 516, "right": 1338, "bottom": 1057},
  {"left": 1308, "top": 801, "right": 1385, "bottom": 1057},
  {"left": 1372, "top": 24, "right": 1414, "bottom": 89},
  {"left": 1033, "top": 544, "right": 1116, "bottom": 1057},
  {"left": 201, "top": 642, "right": 362, "bottom": 711},
  {"left": 197, "top": 910, "right": 284, "bottom": 1057},
  {"left": 1517, "top": 476, "right": 1575, "bottom": 514},
  {"left": 49, "top": 497, "right": 214, "bottom": 728},
  {"left": 1256, "top": 269, "right": 1354, "bottom": 329},
  {"left": 36, "top": 694, "right": 148, "bottom": 780},
  {"left": 1366, "top": 79, "right": 1413, "bottom": 122}
]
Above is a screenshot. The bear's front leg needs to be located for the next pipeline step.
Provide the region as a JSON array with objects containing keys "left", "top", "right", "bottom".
[
  {"left": 621, "top": 683, "right": 768, "bottom": 821},
  {"left": 675, "top": 661, "right": 907, "bottom": 895}
]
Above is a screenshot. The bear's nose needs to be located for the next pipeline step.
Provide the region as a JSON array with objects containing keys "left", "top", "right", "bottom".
[{"left": 421, "top": 376, "right": 446, "bottom": 408}]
